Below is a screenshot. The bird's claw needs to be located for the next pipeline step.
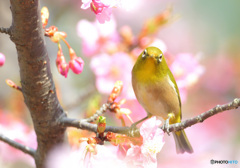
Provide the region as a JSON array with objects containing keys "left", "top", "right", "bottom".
[
  {"left": 129, "top": 123, "right": 139, "bottom": 137},
  {"left": 130, "top": 122, "right": 138, "bottom": 129},
  {"left": 163, "top": 118, "right": 170, "bottom": 135}
]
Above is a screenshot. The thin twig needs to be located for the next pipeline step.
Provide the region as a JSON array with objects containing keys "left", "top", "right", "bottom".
[
  {"left": 162, "top": 98, "right": 240, "bottom": 133},
  {"left": 60, "top": 98, "right": 240, "bottom": 137},
  {"left": 5, "top": 79, "right": 22, "bottom": 92},
  {"left": 0, "top": 133, "right": 36, "bottom": 157},
  {"left": 85, "top": 103, "right": 110, "bottom": 123},
  {"left": 0, "top": 27, "right": 11, "bottom": 35}
]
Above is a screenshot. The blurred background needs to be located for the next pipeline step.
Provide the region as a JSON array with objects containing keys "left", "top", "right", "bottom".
[{"left": 0, "top": 0, "right": 240, "bottom": 167}]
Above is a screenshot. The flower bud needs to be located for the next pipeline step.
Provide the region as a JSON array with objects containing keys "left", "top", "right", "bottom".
[
  {"left": 41, "top": 7, "right": 49, "bottom": 29},
  {"left": 56, "top": 49, "right": 69, "bottom": 78},
  {"left": 97, "top": 116, "right": 106, "bottom": 134},
  {"left": 51, "top": 31, "right": 67, "bottom": 43},
  {"left": 69, "top": 56, "right": 84, "bottom": 74},
  {"left": 90, "top": 0, "right": 109, "bottom": 14},
  {"left": 45, "top": 26, "right": 58, "bottom": 37},
  {"left": 5, "top": 79, "right": 22, "bottom": 91},
  {"left": 108, "top": 81, "right": 123, "bottom": 103}
]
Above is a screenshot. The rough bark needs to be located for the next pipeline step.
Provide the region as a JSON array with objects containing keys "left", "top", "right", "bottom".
[{"left": 9, "top": 0, "right": 66, "bottom": 167}]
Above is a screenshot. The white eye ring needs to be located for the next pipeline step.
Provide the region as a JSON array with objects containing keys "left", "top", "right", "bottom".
[
  {"left": 142, "top": 49, "right": 147, "bottom": 59},
  {"left": 157, "top": 54, "right": 163, "bottom": 63}
]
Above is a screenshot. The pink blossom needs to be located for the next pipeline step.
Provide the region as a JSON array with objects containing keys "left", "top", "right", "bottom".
[
  {"left": 56, "top": 50, "right": 69, "bottom": 78},
  {"left": 170, "top": 53, "right": 204, "bottom": 102},
  {"left": 0, "top": 53, "right": 5, "bottom": 66},
  {"left": 95, "top": 8, "right": 112, "bottom": 24},
  {"left": 117, "top": 144, "right": 131, "bottom": 159},
  {"left": 117, "top": 0, "right": 143, "bottom": 11},
  {"left": 87, "top": 144, "right": 127, "bottom": 167},
  {"left": 68, "top": 48, "right": 84, "bottom": 74},
  {"left": 46, "top": 144, "right": 84, "bottom": 168},
  {"left": 77, "top": 18, "right": 118, "bottom": 56},
  {"left": 81, "top": 0, "right": 91, "bottom": 9},
  {"left": 90, "top": 0, "right": 109, "bottom": 14},
  {"left": 57, "top": 61, "right": 69, "bottom": 78},
  {"left": 125, "top": 117, "right": 165, "bottom": 168},
  {"left": 81, "top": 0, "right": 118, "bottom": 24},
  {"left": 122, "top": 99, "right": 146, "bottom": 126},
  {"left": 90, "top": 52, "right": 134, "bottom": 98},
  {"left": 47, "top": 119, "right": 164, "bottom": 168},
  {"left": 47, "top": 142, "right": 127, "bottom": 168},
  {"left": 0, "top": 113, "right": 37, "bottom": 165},
  {"left": 69, "top": 57, "right": 84, "bottom": 74}
]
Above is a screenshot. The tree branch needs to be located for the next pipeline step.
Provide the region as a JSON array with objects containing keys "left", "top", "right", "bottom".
[
  {"left": 9, "top": 1, "right": 66, "bottom": 167},
  {"left": 0, "top": 133, "right": 36, "bottom": 157},
  {"left": 0, "top": 27, "right": 11, "bottom": 35},
  {"left": 60, "top": 98, "right": 240, "bottom": 137},
  {"left": 59, "top": 117, "right": 130, "bottom": 134},
  {"left": 163, "top": 98, "right": 240, "bottom": 132}
]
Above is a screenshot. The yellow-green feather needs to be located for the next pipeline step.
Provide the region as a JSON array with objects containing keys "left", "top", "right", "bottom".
[
  {"left": 132, "top": 46, "right": 182, "bottom": 122},
  {"left": 132, "top": 47, "right": 193, "bottom": 153}
]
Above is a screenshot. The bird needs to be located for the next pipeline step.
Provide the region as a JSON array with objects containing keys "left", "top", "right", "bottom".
[{"left": 131, "top": 46, "right": 193, "bottom": 154}]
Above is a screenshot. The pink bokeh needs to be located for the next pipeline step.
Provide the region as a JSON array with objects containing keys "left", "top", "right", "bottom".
[
  {"left": 0, "top": 112, "right": 37, "bottom": 165},
  {"left": 0, "top": 53, "right": 5, "bottom": 66},
  {"left": 90, "top": 52, "right": 134, "bottom": 99}
]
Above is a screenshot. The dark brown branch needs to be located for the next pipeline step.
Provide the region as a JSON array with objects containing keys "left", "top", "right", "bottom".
[
  {"left": 60, "top": 98, "right": 240, "bottom": 137},
  {"left": 0, "top": 133, "right": 36, "bottom": 157},
  {"left": 0, "top": 27, "right": 11, "bottom": 35},
  {"left": 9, "top": 1, "right": 66, "bottom": 167}
]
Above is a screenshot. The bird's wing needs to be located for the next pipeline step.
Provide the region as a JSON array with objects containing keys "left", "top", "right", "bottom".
[{"left": 167, "top": 70, "right": 182, "bottom": 119}]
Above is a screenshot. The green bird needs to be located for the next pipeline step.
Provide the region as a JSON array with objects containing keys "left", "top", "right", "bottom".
[{"left": 132, "top": 46, "right": 193, "bottom": 154}]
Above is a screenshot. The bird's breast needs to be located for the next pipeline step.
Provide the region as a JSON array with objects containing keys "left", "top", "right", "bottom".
[{"left": 132, "top": 76, "right": 180, "bottom": 121}]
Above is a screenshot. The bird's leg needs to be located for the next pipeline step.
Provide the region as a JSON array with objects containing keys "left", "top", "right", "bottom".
[
  {"left": 131, "top": 114, "right": 151, "bottom": 128},
  {"left": 163, "top": 117, "right": 170, "bottom": 135},
  {"left": 163, "top": 113, "right": 174, "bottom": 135}
]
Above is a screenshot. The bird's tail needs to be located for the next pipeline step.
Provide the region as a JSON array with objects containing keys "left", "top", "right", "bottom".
[{"left": 173, "top": 130, "right": 193, "bottom": 154}]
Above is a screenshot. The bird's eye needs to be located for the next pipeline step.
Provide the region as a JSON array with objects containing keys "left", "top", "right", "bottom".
[
  {"left": 142, "top": 49, "right": 147, "bottom": 59},
  {"left": 157, "top": 54, "right": 163, "bottom": 63}
]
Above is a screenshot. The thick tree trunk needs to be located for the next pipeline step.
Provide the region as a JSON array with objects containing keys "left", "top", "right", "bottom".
[{"left": 9, "top": 0, "right": 66, "bottom": 167}]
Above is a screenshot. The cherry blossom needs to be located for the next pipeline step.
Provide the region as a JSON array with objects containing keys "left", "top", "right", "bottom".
[
  {"left": 170, "top": 53, "right": 205, "bottom": 102},
  {"left": 0, "top": 53, "right": 5, "bottom": 66},
  {"left": 81, "top": 0, "right": 119, "bottom": 23},
  {"left": 125, "top": 117, "right": 165, "bottom": 168},
  {"left": 0, "top": 113, "right": 37, "bottom": 165},
  {"left": 90, "top": 52, "right": 133, "bottom": 98},
  {"left": 77, "top": 18, "right": 118, "bottom": 56}
]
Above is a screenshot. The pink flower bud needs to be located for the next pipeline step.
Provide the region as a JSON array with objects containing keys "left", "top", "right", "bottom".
[
  {"left": 0, "top": 53, "right": 5, "bottom": 66},
  {"left": 69, "top": 48, "right": 76, "bottom": 59},
  {"left": 69, "top": 56, "right": 84, "bottom": 74},
  {"left": 56, "top": 50, "right": 69, "bottom": 78},
  {"left": 57, "top": 62, "right": 69, "bottom": 78}
]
